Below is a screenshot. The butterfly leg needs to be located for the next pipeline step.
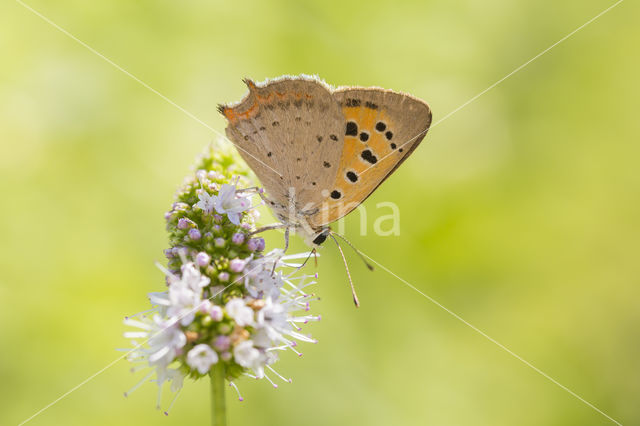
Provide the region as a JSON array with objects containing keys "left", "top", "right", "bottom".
[
  {"left": 270, "top": 227, "right": 291, "bottom": 276},
  {"left": 293, "top": 248, "right": 316, "bottom": 272},
  {"left": 282, "top": 226, "right": 290, "bottom": 253},
  {"left": 249, "top": 223, "right": 286, "bottom": 236},
  {"left": 235, "top": 186, "right": 261, "bottom": 194},
  {"left": 277, "top": 247, "right": 317, "bottom": 278}
]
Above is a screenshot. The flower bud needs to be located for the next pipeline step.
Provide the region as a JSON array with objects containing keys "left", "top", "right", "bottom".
[
  {"left": 213, "top": 335, "right": 231, "bottom": 351},
  {"left": 196, "top": 252, "right": 210, "bottom": 267},
  {"left": 196, "top": 169, "right": 207, "bottom": 181},
  {"left": 232, "top": 233, "right": 245, "bottom": 245},
  {"left": 178, "top": 218, "right": 195, "bottom": 230},
  {"left": 229, "top": 258, "right": 245, "bottom": 273},
  {"left": 188, "top": 228, "right": 201, "bottom": 241},
  {"left": 210, "top": 305, "right": 223, "bottom": 321}
]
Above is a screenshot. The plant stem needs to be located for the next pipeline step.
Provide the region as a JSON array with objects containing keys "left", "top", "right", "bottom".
[{"left": 209, "top": 363, "right": 226, "bottom": 426}]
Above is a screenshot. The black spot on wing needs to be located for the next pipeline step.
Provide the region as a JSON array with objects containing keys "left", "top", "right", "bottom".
[
  {"left": 361, "top": 149, "right": 378, "bottom": 164},
  {"left": 345, "top": 121, "right": 358, "bottom": 136},
  {"left": 345, "top": 98, "right": 361, "bottom": 107},
  {"left": 346, "top": 171, "right": 358, "bottom": 183}
]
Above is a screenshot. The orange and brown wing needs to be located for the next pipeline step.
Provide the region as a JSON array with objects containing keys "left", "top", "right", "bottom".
[{"left": 309, "top": 88, "right": 432, "bottom": 227}]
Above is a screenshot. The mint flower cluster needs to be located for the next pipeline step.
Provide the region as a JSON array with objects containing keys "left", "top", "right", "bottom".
[{"left": 122, "top": 145, "right": 320, "bottom": 412}]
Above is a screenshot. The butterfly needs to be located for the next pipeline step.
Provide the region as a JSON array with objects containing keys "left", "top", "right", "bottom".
[{"left": 219, "top": 75, "right": 432, "bottom": 304}]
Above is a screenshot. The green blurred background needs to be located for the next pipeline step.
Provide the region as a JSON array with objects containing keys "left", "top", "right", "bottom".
[{"left": 1, "top": 0, "right": 639, "bottom": 424}]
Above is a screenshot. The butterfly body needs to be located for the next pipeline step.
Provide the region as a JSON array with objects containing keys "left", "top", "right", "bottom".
[{"left": 219, "top": 75, "right": 432, "bottom": 246}]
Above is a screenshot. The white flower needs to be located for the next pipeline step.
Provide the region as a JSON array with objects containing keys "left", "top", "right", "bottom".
[
  {"left": 245, "top": 265, "right": 283, "bottom": 300},
  {"left": 255, "top": 297, "right": 290, "bottom": 341},
  {"left": 157, "top": 367, "right": 185, "bottom": 393},
  {"left": 233, "top": 340, "right": 261, "bottom": 369},
  {"left": 162, "top": 263, "right": 210, "bottom": 326},
  {"left": 225, "top": 298, "right": 254, "bottom": 326},
  {"left": 147, "top": 316, "right": 187, "bottom": 366},
  {"left": 252, "top": 327, "right": 272, "bottom": 348},
  {"left": 195, "top": 189, "right": 216, "bottom": 214},
  {"left": 178, "top": 263, "right": 210, "bottom": 292},
  {"left": 124, "top": 315, "right": 186, "bottom": 369},
  {"left": 167, "top": 285, "right": 202, "bottom": 326},
  {"left": 148, "top": 291, "right": 170, "bottom": 316},
  {"left": 187, "top": 344, "right": 219, "bottom": 374},
  {"left": 211, "top": 183, "right": 251, "bottom": 225},
  {"left": 232, "top": 340, "right": 279, "bottom": 380},
  {"left": 122, "top": 315, "right": 188, "bottom": 409}
]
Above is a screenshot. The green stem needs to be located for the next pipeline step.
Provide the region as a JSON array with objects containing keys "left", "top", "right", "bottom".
[{"left": 209, "top": 363, "right": 227, "bottom": 426}]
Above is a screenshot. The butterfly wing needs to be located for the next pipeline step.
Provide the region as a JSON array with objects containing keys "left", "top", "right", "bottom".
[
  {"left": 308, "top": 88, "right": 432, "bottom": 228},
  {"left": 220, "top": 77, "right": 345, "bottom": 215}
]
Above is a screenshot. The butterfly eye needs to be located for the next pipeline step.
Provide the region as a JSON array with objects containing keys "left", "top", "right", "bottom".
[{"left": 312, "top": 233, "right": 328, "bottom": 245}]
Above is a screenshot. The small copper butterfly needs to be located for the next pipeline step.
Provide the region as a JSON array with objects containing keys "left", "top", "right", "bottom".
[{"left": 219, "top": 76, "right": 432, "bottom": 304}]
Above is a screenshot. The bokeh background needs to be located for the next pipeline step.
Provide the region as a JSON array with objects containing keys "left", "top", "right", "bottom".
[{"left": 1, "top": 0, "right": 639, "bottom": 425}]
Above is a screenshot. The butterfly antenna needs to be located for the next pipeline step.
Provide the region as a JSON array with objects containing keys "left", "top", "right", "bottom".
[
  {"left": 330, "top": 232, "right": 374, "bottom": 271},
  {"left": 329, "top": 234, "right": 360, "bottom": 307}
]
